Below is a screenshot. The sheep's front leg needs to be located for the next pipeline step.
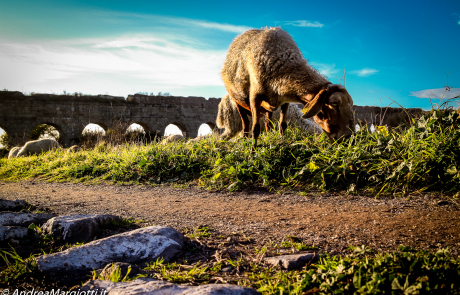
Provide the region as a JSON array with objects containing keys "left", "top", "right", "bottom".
[
  {"left": 279, "top": 103, "right": 289, "bottom": 136},
  {"left": 236, "top": 104, "right": 251, "bottom": 138}
]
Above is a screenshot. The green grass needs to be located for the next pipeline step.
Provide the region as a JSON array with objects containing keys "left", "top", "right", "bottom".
[
  {"left": 1, "top": 237, "right": 459, "bottom": 293},
  {"left": 92, "top": 263, "right": 147, "bottom": 282},
  {"left": 141, "top": 246, "right": 460, "bottom": 294},
  {"left": 1, "top": 110, "right": 459, "bottom": 195},
  {"left": 186, "top": 226, "right": 213, "bottom": 239},
  {"left": 0, "top": 247, "right": 37, "bottom": 284}
]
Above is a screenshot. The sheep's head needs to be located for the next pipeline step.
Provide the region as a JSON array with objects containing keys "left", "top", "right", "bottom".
[{"left": 302, "top": 84, "right": 354, "bottom": 142}]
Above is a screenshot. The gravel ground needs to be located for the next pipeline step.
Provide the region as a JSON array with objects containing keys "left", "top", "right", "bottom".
[{"left": 1, "top": 180, "right": 459, "bottom": 257}]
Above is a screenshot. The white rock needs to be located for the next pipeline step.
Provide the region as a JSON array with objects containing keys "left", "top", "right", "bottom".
[
  {"left": 264, "top": 253, "right": 318, "bottom": 270},
  {"left": 0, "top": 212, "right": 54, "bottom": 226},
  {"left": 80, "top": 277, "right": 260, "bottom": 294},
  {"left": 42, "top": 214, "right": 120, "bottom": 243},
  {"left": 35, "top": 226, "right": 185, "bottom": 272},
  {"left": 0, "top": 226, "right": 29, "bottom": 241}
]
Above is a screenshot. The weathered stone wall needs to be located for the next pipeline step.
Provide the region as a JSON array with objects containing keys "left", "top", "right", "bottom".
[
  {"left": 0, "top": 92, "right": 220, "bottom": 147},
  {"left": 0, "top": 91, "right": 424, "bottom": 147},
  {"left": 353, "top": 105, "right": 424, "bottom": 128}
]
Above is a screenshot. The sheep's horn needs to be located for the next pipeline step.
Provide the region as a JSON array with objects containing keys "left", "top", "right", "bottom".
[{"left": 301, "top": 89, "right": 327, "bottom": 119}]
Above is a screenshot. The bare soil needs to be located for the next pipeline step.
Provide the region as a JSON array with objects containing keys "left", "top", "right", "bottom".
[{"left": 1, "top": 180, "right": 459, "bottom": 257}]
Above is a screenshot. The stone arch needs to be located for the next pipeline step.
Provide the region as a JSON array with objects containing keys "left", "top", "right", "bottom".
[
  {"left": 29, "top": 122, "right": 62, "bottom": 143},
  {"left": 80, "top": 123, "right": 107, "bottom": 147},
  {"left": 197, "top": 122, "right": 216, "bottom": 137},
  {"left": 127, "top": 122, "right": 148, "bottom": 134},
  {"left": 125, "top": 122, "right": 158, "bottom": 143},
  {"left": 164, "top": 122, "right": 189, "bottom": 137},
  {"left": 83, "top": 122, "right": 108, "bottom": 133},
  {"left": 0, "top": 125, "right": 10, "bottom": 148}
]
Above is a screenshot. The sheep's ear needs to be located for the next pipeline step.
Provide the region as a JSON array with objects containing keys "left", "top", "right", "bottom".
[{"left": 301, "top": 89, "right": 327, "bottom": 119}]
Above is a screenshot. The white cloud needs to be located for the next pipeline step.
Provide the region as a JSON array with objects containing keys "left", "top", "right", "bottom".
[
  {"left": 0, "top": 34, "right": 227, "bottom": 96},
  {"left": 186, "top": 20, "right": 252, "bottom": 33},
  {"left": 453, "top": 13, "right": 460, "bottom": 25},
  {"left": 282, "top": 20, "right": 324, "bottom": 28},
  {"left": 309, "top": 62, "right": 339, "bottom": 78},
  {"left": 87, "top": 9, "right": 252, "bottom": 34},
  {"left": 410, "top": 87, "right": 460, "bottom": 99},
  {"left": 351, "top": 68, "right": 379, "bottom": 77}
]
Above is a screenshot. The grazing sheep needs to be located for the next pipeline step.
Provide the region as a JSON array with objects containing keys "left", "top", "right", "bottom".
[
  {"left": 217, "top": 94, "right": 322, "bottom": 140},
  {"left": 8, "top": 147, "right": 21, "bottom": 159},
  {"left": 15, "top": 138, "right": 60, "bottom": 157},
  {"left": 161, "top": 134, "right": 185, "bottom": 144},
  {"left": 221, "top": 27, "right": 355, "bottom": 148},
  {"left": 68, "top": 145, "right": 82, "bottom": 153}
]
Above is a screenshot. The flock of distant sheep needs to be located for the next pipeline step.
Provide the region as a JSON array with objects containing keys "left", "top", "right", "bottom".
[
  {"left": 7, "top": 139, "right": 80, "bottom": 158},
  {"left": 7, "top": 27, "right": 356, "bottom": 158}
]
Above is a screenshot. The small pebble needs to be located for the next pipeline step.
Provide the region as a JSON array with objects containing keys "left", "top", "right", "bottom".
[{"left": 221, "top": 266, "right": 233, "bottom": 272}]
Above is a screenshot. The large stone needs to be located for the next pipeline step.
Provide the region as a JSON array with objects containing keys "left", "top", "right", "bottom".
[
  {"left": 35, "top": 226, "right": 185, "bottom": 272},
  {"left": 264, "top": 253, "right": 318, "bottom": 270},
  {"left": 0, "top": 226, "right": 29, "bottom": 241},
  {"left": 80, "top": 277, "right": 260, "bottom": 295},
  {"left": 42, "top": 214, "right": 121, "bottom": 243},
  {"left": 0, "top": 199, "right": 28, "bottom": 211},
  {"left": 0, "top": 212, "right": 54, "bottom": 226}
]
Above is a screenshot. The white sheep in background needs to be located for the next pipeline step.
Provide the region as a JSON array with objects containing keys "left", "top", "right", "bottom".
[
  {"left": 216, "top": 94, "right": 245, "bottom": 140},
  {"left": 161, "top": 134, "right": 185, "bottom": 145},
  {"left": 15, "top": 138, "right": 60, "bottom": 157},
  {"left": 187, "top": 135, "right": 212, "bottom": 143},
  {"left": 216, "top": 94, "right": 322, "bottom": 140},
  {"left": 68, "top": 145, "right": 82, "bottom": 153},
  {"left": 8, "top": 147, "right": 21, "bottom": 159}
]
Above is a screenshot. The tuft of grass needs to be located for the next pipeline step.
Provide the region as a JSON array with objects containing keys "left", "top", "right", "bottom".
[
  {"left": 186, "top": 226, "right": 213, "bottom": 239},
  {"left": 0, "top": 247, "right": 38, "bottom": 284},
  {"left": 278, "top": 241, "right": 318, "bottom": 252},
  {"left": 92, "top": 263, "right": 147, "bottom": 282},
  {"left": 1, "top": 110, "right": 459, "bottom": 194},
  {"left": 145, "top": 258, "right": 221, "bottom": 284},
  {"left": 102, "top": 217, "right": 139, "bottom": 229}
]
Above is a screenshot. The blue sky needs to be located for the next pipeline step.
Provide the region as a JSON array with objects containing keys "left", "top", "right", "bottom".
[{"left": 0, "top": 0, "right": 459, "bottom": 110}]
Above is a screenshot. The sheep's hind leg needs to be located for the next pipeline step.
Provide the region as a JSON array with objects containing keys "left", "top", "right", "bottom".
[
  {"left": 279, "top": 103, "right": 289, "bottom": 136},
  {"left": 249, "top": 94, "right": 264, "bottom": 152},
  {"left": 236, "top": 104, "right": 251, "bottom": 138}
]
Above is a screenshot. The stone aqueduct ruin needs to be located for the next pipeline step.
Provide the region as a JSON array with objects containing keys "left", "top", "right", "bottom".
[{"left": 0, "top": 91, "right": 423, "bottom": 147}]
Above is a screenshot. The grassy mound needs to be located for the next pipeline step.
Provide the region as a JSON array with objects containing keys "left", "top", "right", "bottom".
[{"left": 1, "top": 110, "right": 459, "bottom": 195}]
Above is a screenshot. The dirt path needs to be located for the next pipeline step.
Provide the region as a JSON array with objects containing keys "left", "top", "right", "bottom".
[{"left": 1, "top": 181, "right": 459, "bottom": 256}]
